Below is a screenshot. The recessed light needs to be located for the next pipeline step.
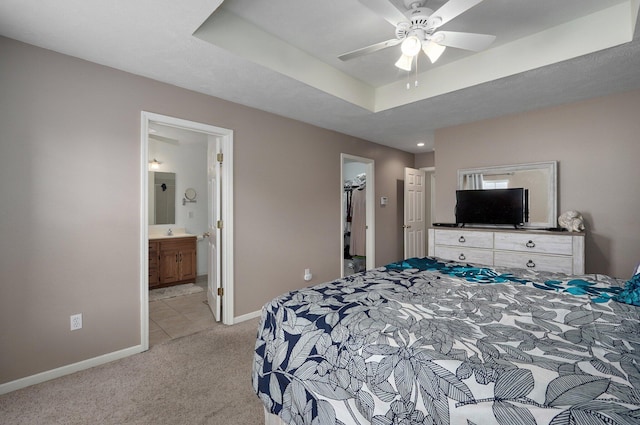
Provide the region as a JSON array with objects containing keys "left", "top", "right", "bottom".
[{"left": 417, "top": 142, "right": 425, "bottom": 147}]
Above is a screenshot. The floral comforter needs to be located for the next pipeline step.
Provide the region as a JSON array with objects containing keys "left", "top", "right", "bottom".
[{"left": 252, "top": 257, "right": 640, "bottom": 425}]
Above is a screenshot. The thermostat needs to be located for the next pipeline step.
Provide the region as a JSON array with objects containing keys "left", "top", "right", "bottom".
[{"left": 380, "top": 196, "right": 388, "bottom": 206}]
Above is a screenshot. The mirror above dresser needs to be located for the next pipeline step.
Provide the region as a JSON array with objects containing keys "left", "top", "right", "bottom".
[{"left": 458, "top": 161, "right": 558, "bottom": 228}]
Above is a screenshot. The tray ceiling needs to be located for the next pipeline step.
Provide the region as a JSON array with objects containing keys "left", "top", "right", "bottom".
[{"left": 1, "top": 0, "right": 639, "bottom": 152}]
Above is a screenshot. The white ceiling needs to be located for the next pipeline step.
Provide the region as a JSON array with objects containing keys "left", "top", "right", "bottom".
[
  {"left": 1, "top": 0, "right": 639, "bottom": 153},
  {"left": 149, "top": 122, "right": 208, "bottom": 146}
]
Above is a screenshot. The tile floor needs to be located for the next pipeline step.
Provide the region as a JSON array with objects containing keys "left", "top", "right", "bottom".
[{"left": 149, "top": 280, "right": 218, "bottom": 347}]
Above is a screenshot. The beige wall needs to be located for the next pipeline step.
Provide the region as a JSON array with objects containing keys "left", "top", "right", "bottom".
[
  {"left": 414, "top": 151, "right": 435, "bottom": 169},
  {"left": 434, "top": 88, "right": 640, "bottom": 278},
  {"left": 0, "top": 37, "right": 413, "bottom": 385}
]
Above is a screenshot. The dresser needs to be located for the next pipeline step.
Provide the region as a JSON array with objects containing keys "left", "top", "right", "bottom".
[{"left": 427, "top": 228, "right": 584, "bottom": 274}]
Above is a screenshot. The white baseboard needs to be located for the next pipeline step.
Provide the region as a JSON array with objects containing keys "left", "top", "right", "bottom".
[
  {"left": 0, "top": 345, "right": 144, "bottom": 395},
  {"left": 234, "top": 309, "right": 261, "bottom": 324},
  {"left": 2, "top": 312, "right": 262, "bottom": 395}
]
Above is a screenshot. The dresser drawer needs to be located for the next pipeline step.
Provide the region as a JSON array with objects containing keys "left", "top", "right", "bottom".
[
  {"left": 434, "top": 229, "right": 493, "bottom": 249},
  {"left": 495, "top": 233, "right": 573, "bottom": 255},
  {"left": 494, "top": 251, "right": 573, "bottom": 274},
  {"left": 435, "top": 246, "right": 494, "bottom": 265}
]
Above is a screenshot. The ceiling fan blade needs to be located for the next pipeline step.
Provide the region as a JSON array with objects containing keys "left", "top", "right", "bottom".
[
  {"left": 338, "top": 38, "right": 401, "bottom": 61},
  {"left": 358, "top": 0, "right": 408, "bottom": 27},
  {"left": 431, "top": 31, "right": 495, "bottom": 51},
  {"left": 427, "top": 0, "right": 483, "bottom": 29}
]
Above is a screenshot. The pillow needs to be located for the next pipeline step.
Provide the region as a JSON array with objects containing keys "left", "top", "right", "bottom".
[{"left": 614, "top": 272, "right": 640, "bottom": 306}]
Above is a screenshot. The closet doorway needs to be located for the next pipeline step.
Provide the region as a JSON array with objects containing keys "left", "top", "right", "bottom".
[{"left": 341, "top": 154, "right": 375, "bottom": 277}]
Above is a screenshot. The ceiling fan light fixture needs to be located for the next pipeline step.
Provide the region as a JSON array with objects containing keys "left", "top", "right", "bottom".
[
  {"left": 395, "top": 54, "right": 413, "bottom": 71},
  {"left": 400, "top": 35, "right": 422, "bottom": 57},
  {"left": 423, "top": 41, "right": 446, "bottom": 63},
  {"left": 338, "top": 0, "right": 496, "bottom": 77}
]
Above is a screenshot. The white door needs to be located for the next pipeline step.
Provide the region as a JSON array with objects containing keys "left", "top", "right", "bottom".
[
  {"left": 207, "top": 138, "right": 222, "bottom": 321},
  {"left": 404, "top": 167, "right": 426, "bottom": 259}
]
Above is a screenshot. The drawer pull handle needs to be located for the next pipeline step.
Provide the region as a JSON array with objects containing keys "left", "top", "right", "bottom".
[
  {"left": 458, "top": 236, "right": 466, "bottom": 243},
  {"left": 458, "top": 253, "right": 466, "bottom": 261},
  {"left": 526, "top": 260, "right": 536, "bottom": 268},
  {"left": 526, "top": 240, "right": 535, "bottom": 248}
]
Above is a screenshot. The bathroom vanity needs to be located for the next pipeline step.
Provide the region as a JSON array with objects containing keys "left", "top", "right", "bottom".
[{"left": 148, "top": 233, "right": 197, "bottom": 289}]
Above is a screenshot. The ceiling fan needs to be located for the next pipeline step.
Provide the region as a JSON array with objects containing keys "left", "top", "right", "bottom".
[{"left": 339, "top": 0, "right": 496, "bottom": 71}]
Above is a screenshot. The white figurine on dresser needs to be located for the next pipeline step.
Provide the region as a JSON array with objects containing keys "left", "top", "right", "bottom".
[
  {"left": 558, "top": 210, "right": 585, "bottom": 232},
  {"left": 428, "top": 227, "right": 585, "bottom": 275}
]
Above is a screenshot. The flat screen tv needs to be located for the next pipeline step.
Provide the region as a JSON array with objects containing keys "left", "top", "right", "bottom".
[{"left": 455, "top": 188, "right": 528, "bottom": 227}]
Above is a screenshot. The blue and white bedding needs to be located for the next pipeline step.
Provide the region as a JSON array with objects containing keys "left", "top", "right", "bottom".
[{"left": 252, "top": 257, "right": 640, "bottom": 425}]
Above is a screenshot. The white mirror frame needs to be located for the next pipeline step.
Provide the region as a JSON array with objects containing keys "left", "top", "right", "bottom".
[{"left": 457, "top": 161, "right": 558, "bottom": 228}]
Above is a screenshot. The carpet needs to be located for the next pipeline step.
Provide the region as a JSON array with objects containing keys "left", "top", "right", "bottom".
[
  {"left": 149, "top": 283, "right": 204, "bottom": 301},
  {"left": 0, "top": 318, "right": 264, "bottom": 425}
]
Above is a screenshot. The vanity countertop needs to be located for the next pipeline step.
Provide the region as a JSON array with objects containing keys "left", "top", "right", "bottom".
[
  {"left": 149, "top": 233, "right": 196, "bottom": 240},
  {"left": 149, "top": 227, "right": 197, "bottom": 240}
]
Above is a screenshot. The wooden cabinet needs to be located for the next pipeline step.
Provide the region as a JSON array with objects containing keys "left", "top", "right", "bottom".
[
  {"left": 428, "top": 228, "right": 585, "bottom": 275},
  {"left": 149, "top": 241, "right": 160, "bottom": 288},
  {"left": 148, "top": 236, "right": 197, "bottom": 289}
]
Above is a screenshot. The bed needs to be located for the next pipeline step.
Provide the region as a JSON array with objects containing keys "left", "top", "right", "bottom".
[{"left": 252, "top": 256, "right": 640, "bottom": 425}]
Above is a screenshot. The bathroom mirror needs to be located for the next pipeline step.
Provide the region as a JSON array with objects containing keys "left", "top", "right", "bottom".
[
  {"left": 149, "top": 171, "right": 176, "bottom": 225},
  {"left": 458, "top": 161, "right": 557, "bottom": 228}
]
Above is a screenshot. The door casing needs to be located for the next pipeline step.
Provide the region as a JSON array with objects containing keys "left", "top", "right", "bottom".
[
  {"left": 140, "top": 111, "right": 234, "bottom": 351},
  {"left": 340, "top": 154, "right": 375, "bottom": 276}
]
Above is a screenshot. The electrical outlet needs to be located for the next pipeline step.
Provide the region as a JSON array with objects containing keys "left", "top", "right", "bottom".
[{"left": 70, "top": 313, "right": 82, "bottom": 331}]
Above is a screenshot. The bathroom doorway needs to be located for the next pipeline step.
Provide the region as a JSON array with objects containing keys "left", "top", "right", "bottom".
[{"left": 140, "top": 112, "right": 234, "bottom": 350}]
